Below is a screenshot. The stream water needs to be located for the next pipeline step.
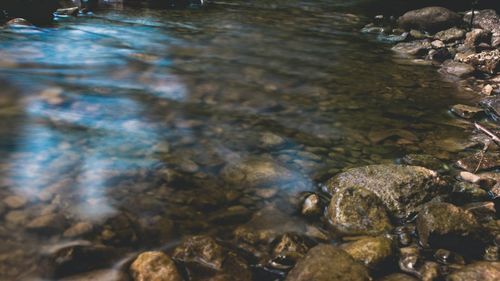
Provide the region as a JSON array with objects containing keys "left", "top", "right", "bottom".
[{"left": 0, "top": 1, "right": 481, "bottom": 280}]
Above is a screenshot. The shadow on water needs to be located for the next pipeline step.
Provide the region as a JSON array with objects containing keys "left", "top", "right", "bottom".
[{"left": 0, "top": 0, "right": 481, "bottom": 279}]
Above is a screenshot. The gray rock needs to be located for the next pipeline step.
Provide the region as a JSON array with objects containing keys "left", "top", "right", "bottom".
[
  {"left": 439, "top": 60, "right": 475, "bottom": 78},
  {"left": 392, "top": 40, "right": 431, "bottom": 56},
  {"left": 416, "top": 203, "right": 483, "bottom": 255},
  {"left": 447, "top": 261, "right": 500, "bottom": 281},
  {"left": 285, "top": 244, "right": 371, "bottom": 281},
  {"left": 301, "top": 194, "right": 322, "bottom": 218},
  {"left": 325, "top": 164, "right": 442, "bottom": 220},
  {"left": 435, "top": 27, "right": 466, "bottom": 43},
  {"left": 342, "top": 236, "right": 395, "bottom": 268},
  {"left": 327, "top": 186, "right": 393, "bottom": 236},
  {"left": 397, "top": 7, "right": 461, "bottom": 32},
  {"left": 130, "top": 251, "right": 182, "bottom": 281}
]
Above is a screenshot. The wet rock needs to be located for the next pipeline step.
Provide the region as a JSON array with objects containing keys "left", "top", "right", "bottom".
[
  {"left": 130, "top": 251, "right": 182, "bottom": 281},
  {"left": 326, "top": 186, "right": 393, "bottom": 236},
  {"left": 450, "top": 104, "right": 484, "bottom": 119},
  {"left": 416, "top": 203, "right": 483, "bottom": 255},
  {"left": 397, "top": 7, "right": 460, "bottom": 33},
  {"left": 456, "top": 152, "right": 500, "bottom": 172},
  {"left": 285, "top": 244, "right": 371, "bottom": 281},
  {"left": 457, "top": 49, "right": 500, "bottom": 74},
  {"left": 464, "top": 29, "right": 492, "bottom": 50},
  {"left": 431, "top": 40, "right": 445, "bottom": 49},
  {"left": 434, "top": 249, "right": 465, "bottom": 266},
  {"left": 379, "top": 273, "right": 418, "bottom": 281},
  {"left": 301, "top": 193, "right": 322, "bottom": 218},
  {"left": 447, "top": 261, "right": 500, "bottom": 281},
  {"left": 42, "top": 242, "right": 121, "bottom": 279},
  {"left": 260, "top": 132, "right": 285, "bottom": 148},
  {"left": 55, "top": 7, "right": 79, "bottom": 17},
  {"left": 427, "top": 48, "right": 452, "bottom": 62},
  {"left": 482, "top": 84, "right": 494, "bottom": 95},
  {"left": 452, "top": 182, "right": 489, "bottom": 202},
  {"left": 172, "top": 235, "right": 252, "bottom": 281},
  {"left": 464, "top": 9, "right": 500, "bottom": 47},
  {"left": 221, "top": 158, "right": 308, "bottom": 189},
  {"left": 3, "top": 195, "right": 27, "bottom": 209},
  {"left": 5, "top": 18, "right": 32, "bottom": 26},
  {"left": 63, "top": 222, "right": 94, "bottom": 238},
  {"left": 100, "top": 213, "right": 139, "bottom": 246},
  {"left": 463, "top": 202, "right": 496, "bottom": 223},
  {"left": 419, "top": 261, "right": 441, "bottom": 281},
  {"left": 26, "top": 213, "right": 67, "bottom": 235},
  {"left": 401, "top": 154, "right": 445, "bottom": 171},
  {"left": 342, "top": 236, "right": 394, "bottom": 268},
  {"left": 368, "top": 128, "right": 418, "bottom": 144},
  {"left": 59, "top": 269, "right": 128, "bottom": 281},
  {"left": 439, "top": 60, "right": 475, "bottom": 78},
  {"left": 480, "top": 96, "right": 500, "bottom": 121},
  {"left": 271, "top": 233, "right": 312, "bottom": 266},
  {"left": 325, "top": 164, "right": 443, "bottom": 220},
  {"left": 399, "top": 246, "right": 422, "bottom": 276},
  {"left": 392, "top": 40, "right": 431, "bottom": 56},
  {"left": 435, "top": 27, "right": 466, "bottom": 43}
]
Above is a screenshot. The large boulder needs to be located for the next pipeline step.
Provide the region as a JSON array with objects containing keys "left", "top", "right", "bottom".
[
  {"left": 397, "top": 7, "right": 461, "bottom": 33},
  {"left": 326, "top": 186, "right": 393, "bottom": 236},
  {"left": 325, "top": 164, "right": 443, "bottom": 220},
  {"left": 130, "top": 251, "right": 182, "bottom": 281},
  {"left": 447, "top": 261, "right": 500, "bottom": 281},
  {"left": 285, "top": 244, "right": 371, "bottom": 281}
]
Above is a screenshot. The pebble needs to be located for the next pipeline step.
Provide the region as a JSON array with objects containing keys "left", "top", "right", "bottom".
[{"left": 3, "top": 195, "right": 28, "bottom": 209}]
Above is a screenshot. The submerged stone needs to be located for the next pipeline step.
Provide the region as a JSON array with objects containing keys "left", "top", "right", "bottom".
[
  {"left": 326, "top": 164, "right": 442, "bottom": 220},
  {"left": 450, "top": 104, "right": 484, "bottom": 119},
  {"left": 285, "top": 244, "right": 371, "bottom": 281},
  {"left": 434, "top": 27, "right": 466, "bottom": 43},
  {"left": 130, "top": 251, "right": 182, "bottom": 281},
  {"left": 456, "top": 152, "right": 500, "bottom": 172},
  {"left": 342, "top": 236, "right": 395, "bottom": 268},
  {"left": 397, "top": 7, "right": 460, "bottom": 33}
]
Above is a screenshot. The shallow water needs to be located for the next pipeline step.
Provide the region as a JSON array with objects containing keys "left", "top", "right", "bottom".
[{"left": 0, "top": 0, "right": 480, "bottom": 279}]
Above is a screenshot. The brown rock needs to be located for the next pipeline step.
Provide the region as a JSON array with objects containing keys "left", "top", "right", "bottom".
[
  {"left": 130, "top": 251, "right": 182, "bottom": 281},
  {"left": 447, "top": 261, "right": 500, "bottom": 281},
  {"left": 456, "top": 152, "right": 500, "bottom": 172},
  {"left": 464, "top": 29, "right": 492, "bottom": 50},
  {"left": 397, "top": 7, "right": 461, "bottom": 32},
  {"left": 450, "top": 104, "right": 483, "bottom": 119}
]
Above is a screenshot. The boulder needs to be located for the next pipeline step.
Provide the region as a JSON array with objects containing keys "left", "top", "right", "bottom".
[
  {"left": 326, "top": 186, "right": 393, "bottom": 236},
  {"left": 379, "top": 273, "right": 418, "bottom": 281},
  {"left": 447, "top": 261, "right": 500, "bottom": 281},
  {"left": 397, "top": 7, "right": 461, "bottom": 33},
  {"left": 325, "top": 164, "right": 443, "bottom": 220},
  {"left": 439, "top": 60, "right": 475, "bottom": 78},
  {"left": 416, "top": 203, "right": 484, "bottom": 256},
  {"left": 464, "top": 29, "right": 492, "bottom": 50},
  {"left": 130, "top": 251, "right": 182, "bottom": 281},
  {"left": 342, "top": 236, "right": 395, "bottom": 268},
  {"left": 435, "top": 27, "right": 466, "bottom": 42},
  {"left": 285, "top": 244, "right": 371, "bottom": 281}
]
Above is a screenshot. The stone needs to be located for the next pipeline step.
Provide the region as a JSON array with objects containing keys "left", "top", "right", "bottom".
[
  {"left": 0, "top": 0, "right": 58, "bottom": 25},
  {"left": 5, "top": 210, "right": 28, "bottom": 225},
  {"left": 463, "top": 9, "right": 500, "bottom": 47},
  {"left": 456, "top": 152, "right": 500, "bottom": 172},
  {"left": 327, "top": 186, "right": 393, "bottom": 236},
  {"left": 480, "top": 96, "right": 500, "bottom": 121},
  {"left": 325, "top": 164, "right": 442, "bottom": 220},
  {"left": 439, "top": 60, "right": 475, "bottom": 78},
  {"left": 379, "top": 273, "right": 418, "bottom": 281},
  {"left": 435, "top": 27, "right": 466, "bottom": 43},
  {"left": 285, "top": 244, "right": 371, "bottom": 281},
  {"left": 392, "top": 40, "right": 431, "bottom": 56},
  {"left": 342, "top": 236, "right": 394, "bottom": 268},
  {"left": 130, "top": 251, "right": 182, "bottom": 281},
  {"left": 447, "top": 261, "right": 500, "bottom": 281},
  {"left": 272, "top": 233, "right": 312, "bottom": 265},
  {"left": 5, "top": 18, "right": 32, "bottom": 26},
  {"left": 450, "top": 104, "right": 483, "bottom": 119},
  {"left": 63, "top": 222, "right": 94, "bottom": 238},
  {"left": 59, "top": 269, "right": 128, "bottom": 281},
  {"left": 416, "top": 203, "right": 484, "bottom": 256},
  {"left": 3, "top": 195, "right": 27, "bottom": 209},
  {"left": 397, "top": 7, "right": 460, "bottom": 33},
  {"left": 260, "top": 132, "right": 285, "bottom": 148},
  {"left": 301, "top": 194, "right": 322, "bottom": 218},
  {"left": 464, "top": 29, "right": 492, "bottom": 50},
  {"left": 463, "top": 202, "right": 496, "bottom": 222},
  {"left": 26, "top": 213, "right": 67, "bottom": 234},
  {"left": 172, "top": 235, "right": 251, "bottom": 281},
  {"left": 431, "top": 40, "right": 445, "bottom": 49},
  {"left": 55, "top": 7, "right": 79, "bottom": 17},
  {"left": 452, "top": 182, "right": 489, "bottom": 202},
  {"left": 457, "top": 49, "right": 500, "bottom": 74},
  {"left": 401, "top": 154, "right": 445, "bottom": 171}
]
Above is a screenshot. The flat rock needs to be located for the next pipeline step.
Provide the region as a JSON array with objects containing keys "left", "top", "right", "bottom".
[
  {"left": 456, "top": 152, "right": 500, "bottom": 172},
  {"left": 392, "top": 40, "right": 431, "bottom": 56},
  {"left": 130, "top": 251, "right": 182, "bottom": 281},
  {"left": 342, "top": 236, "right": 395, "bottom": 268},
  {"left": 464, "top": 29, "right": 492, "bottom": 50},
  {"left": 327, "top": 186, "right": 393, "bottom": 236},
  {"left": 434, "top": 27, "right": 466, "bottom": 42},
  {"left": 285, "top": 244, "right": 371, "bottom": 281},
  {"left": 480, "top": 96, "right": 500, "bottom": 121},
  {"left": 397, "top": 7, "right": 460, "bottom": 32},
  {"left": 447, "top": 261, "right": 500, "bottom": 281},
  {"left": 325, "top": 164, "right": 442, "bottom": 220},
  {"left": 439, "top": 60, "right": 475, "bottom": 78},
  {"left": 450, "top": 104, "right": 484, "bottom": 119}
]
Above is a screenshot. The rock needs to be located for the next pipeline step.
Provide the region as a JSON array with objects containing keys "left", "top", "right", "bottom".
[
  {"left": 431, "top": 40, "right": 445, "bottom": 49},
  {"left": 397, "top": 7, "right": 461, "bottom": 33},
  {"left": 434, "top": 249, "right": 465, "bottom": 265},
  {"left": 221, "top": 158, "right": 308, "bottom": 189},
  {"left": 464, "top": 9, "right": 500, "bottom": 47},
  {"left": 0, "top": 0, "right": 58, "bottom": 25},
  {"left": 59, "top": 269, "right": 128, "bottom": 281},
  {"left": 272, "top": 233, "right": 313, "bottom": 266},
  {"left": 450, "top": 104, "right": 484, "bottom": 119},
  {"left": 399, "top": 246, "right": 421, "bottom": 276},
  {"left": 416, "top": 203, "right": 484, "bottom": 256},
  {"left": 392, "top": 40, "right": 431, "bottom": 56},
  {"left": 463, "top": 202, "right": 496, "bottom": 222},
  {"left": 172, "top": 235, "right": 252, "bottom": 281},
  {"left": 427, "top": 48, "right": 451, "bottom": 62},
  {"left": 480, "top": 96, "right": 500, "bottom": 121},
  {"left": 419, "top": 261, "right": 441, "bottom": 281},
  {"left": 130, "top": 251, "right": 182, "bottom": 281},
  {"left": 457, "top": 49, "right": 500, "bottom": 74},
  {"left": 379, "top": 273, "right": 418, "bottom": 281},
  {"left": 401, "top": 154, "right": 445, "bottom": 171},
  {"left": 439, "top": 60, "right": 475, "bottom": 78},
  {"left": 326, "top": 186, "right": 393, "bottom": 236},
  {"left": 482, "top": 84, "right": 494, "bottom": 95},
  {"left": 409, "top": 29, "right": 429, "bottom": 40},
  {"left": 285, "top": 244, "right": 371, "bottom": 281},
  {"left": 208, "top": 205, "right": 252, "bottom": 225},
  {"left": 42, "top": 242, "right": 121, "bottom": 279},
  {"left": 26, "top": 213, "right": 67, "bottom": 234},
  {"left": 260, "top": 132, "right": 285, "bottom": 148},
  {"left": 55, "top": 7, "right": 79, "bottom": 16},
  {"left": 63, "top": 222, "right": 93, "bottom": 238},
  {"left": 301, "top": 194, "right": 322, "bottom": 218},
  {"left": 5, "top": 210, "right": 28, "bottom": 225},
  {"left": 447, "top": 261, "right": 500, "bottom": 281},
  {"left": 3, "top": 195, "right": 27, "bottom": 209},
  {"left": 456, "top": 152, "right": 500, "bottom": 172},
  {"left": 342, "top": 236, "right": 395, "bottom": 268},
  {"left": 464, "top": 29, "right": 492, "bottom": 50},
  {"left": 325, "top": 164, "right": 443, "bottom": 220},
  {"left": 5, "top": 18, "right": 32, "bottom": 26},
  {"left": 435, "top": 27, "right": 466, "bottom": 43}
]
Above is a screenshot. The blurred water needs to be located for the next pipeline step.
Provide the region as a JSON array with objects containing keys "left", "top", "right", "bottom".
[{"left": 0, "top": 1, "right": 478, "bottom": 279}]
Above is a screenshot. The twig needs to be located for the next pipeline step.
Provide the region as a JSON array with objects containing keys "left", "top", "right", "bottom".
[
  {"left": 474, "top": 141, "right": 490, "bottom": 173},
  {"left": 474, "top": 122, "right": 500, "bottom": 146}
]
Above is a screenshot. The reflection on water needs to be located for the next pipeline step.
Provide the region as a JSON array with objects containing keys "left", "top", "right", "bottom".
[{"left": 0, "top": 1, "right": 478, "bottom": 279}]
